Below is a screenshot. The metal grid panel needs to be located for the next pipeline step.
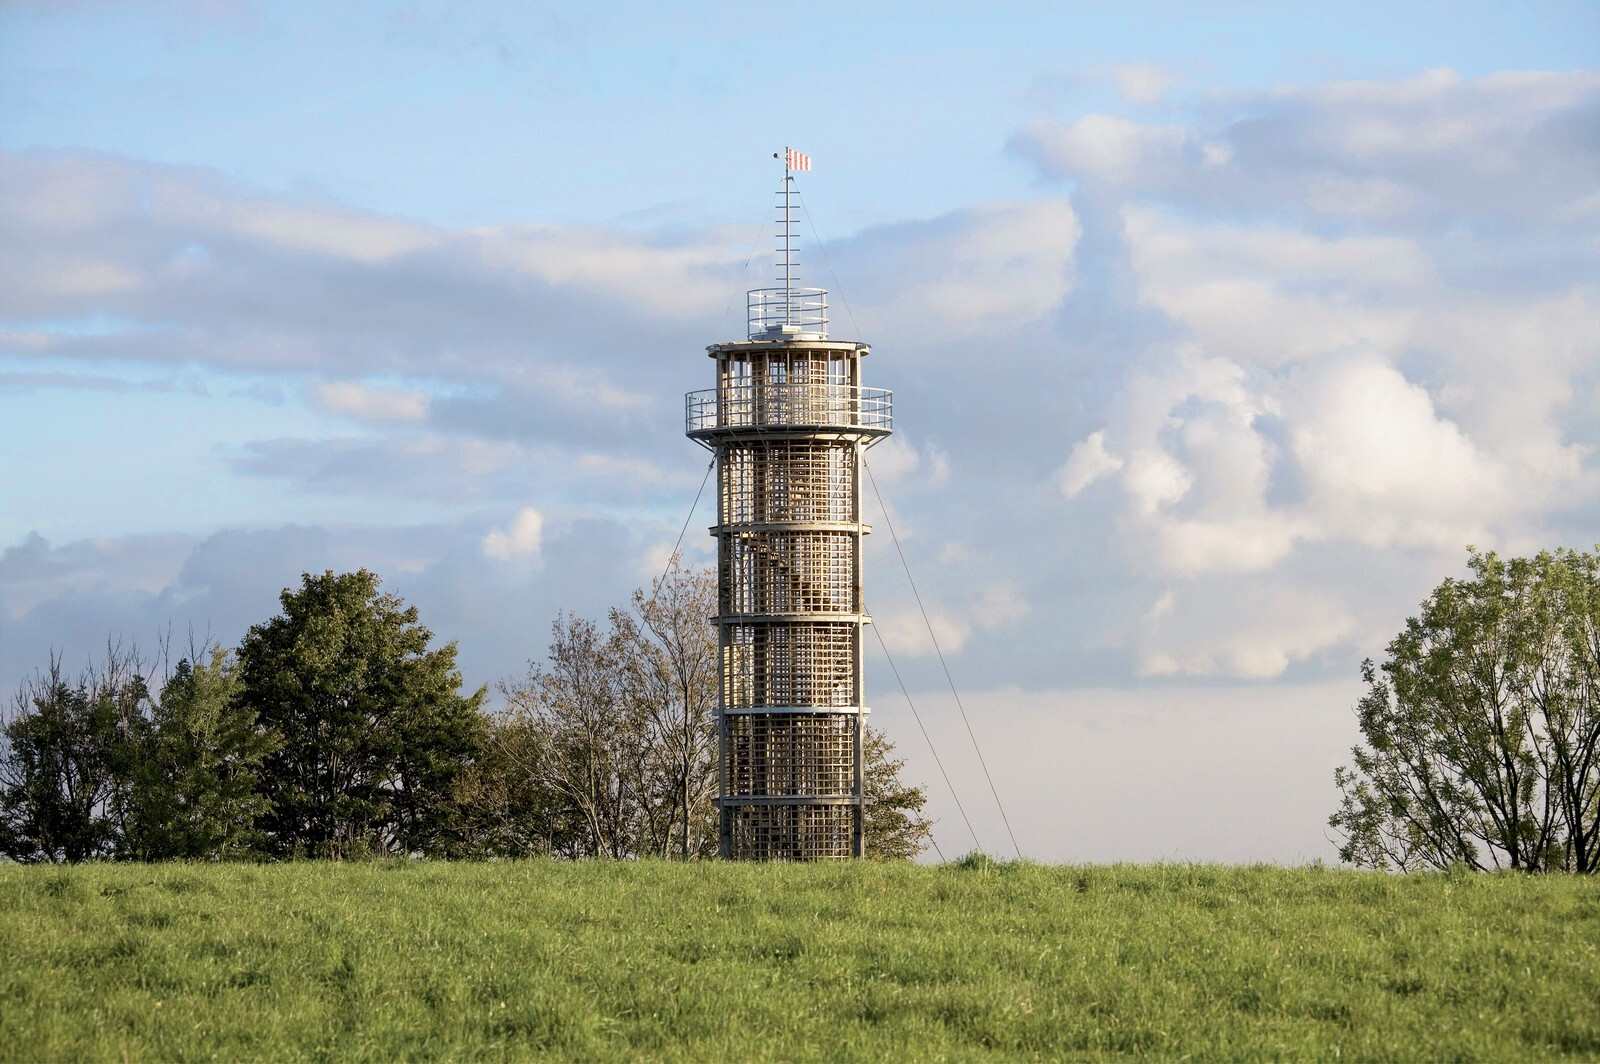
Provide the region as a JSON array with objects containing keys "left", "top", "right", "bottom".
[
  {"left": 719, "top": 441, "right": 855, "bottom": 524},
  {"left": 725, "top": 803, "right": 856, "bottom": 861},
  {"left": 722, "top": 622, "right": 857, "bottom": 709},
  {"left": 720, "top": 529, "right": 856, "bottom": 615},
  {"left": 725, "top": 712, "right": 856, "bottom": 797},
  {"left": 718, "top": 351, "right": 852, "bottom": 431},
  {"left": 720, "top": 350, "right": 854, "bottom": 389}
]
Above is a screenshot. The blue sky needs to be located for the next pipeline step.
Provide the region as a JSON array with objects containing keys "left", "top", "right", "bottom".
[{"left": 2, "top": 0, "right": 1597, "bottom": 863}]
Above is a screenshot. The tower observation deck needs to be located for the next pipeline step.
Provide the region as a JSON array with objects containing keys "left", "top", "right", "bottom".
[{"left": 685, "top": 152, "right": 892, "bottom": 859}]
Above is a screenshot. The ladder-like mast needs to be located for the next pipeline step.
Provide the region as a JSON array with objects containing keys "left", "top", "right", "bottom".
[{"left": 782, "top": 152, "right": 794, "bottom": 325}]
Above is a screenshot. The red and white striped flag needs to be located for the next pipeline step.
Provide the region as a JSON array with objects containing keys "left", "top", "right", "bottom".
[{"left": 785, "top": 147, "right": 811, "bottom": 172}]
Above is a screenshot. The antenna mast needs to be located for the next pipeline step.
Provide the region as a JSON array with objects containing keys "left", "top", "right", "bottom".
[
  {"left": 784, "top": 162, "right": 793, "bottom": 324},
  {"left": 777, "top": 147, "right": 810, "bottom": 329}
]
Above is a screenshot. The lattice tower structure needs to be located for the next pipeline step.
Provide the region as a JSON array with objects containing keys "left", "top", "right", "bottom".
[{"left": 686, "top": 288, "right": 891, "bottom": 859}]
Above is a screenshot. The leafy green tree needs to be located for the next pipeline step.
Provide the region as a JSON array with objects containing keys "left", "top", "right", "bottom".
[
  {"left": 1332, "top": 547, "right": 1600, "bottom": 872},
  {"left": 0, "top": 650, "right": 150, "bottom": 863},
  {"left": 124, "top": 645, "right": 277, "bottom": 860},
  {"left": 863, "top": 724, "right": 934, "bottom": 860},
  {"left": 238, "top": 569, "right": 486, "bottom": 858}
]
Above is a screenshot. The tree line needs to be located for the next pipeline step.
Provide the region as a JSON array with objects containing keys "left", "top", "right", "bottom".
[{"left": 0, "top": 562, "right": 931, "bottom": 863}]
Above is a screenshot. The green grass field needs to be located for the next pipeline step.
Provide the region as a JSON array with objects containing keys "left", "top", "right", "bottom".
[{"left": 2, "top": 859, "right": 1597, "bottom": 1061}]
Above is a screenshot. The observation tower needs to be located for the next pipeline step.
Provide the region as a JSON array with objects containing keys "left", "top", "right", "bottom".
[{"left": 685, "top": 150, "right": 892, "bottom": 859}]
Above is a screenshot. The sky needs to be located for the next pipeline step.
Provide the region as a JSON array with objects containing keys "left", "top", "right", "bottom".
[{"left": 2, "top": 0, "right": 1597, "bottom": 864}]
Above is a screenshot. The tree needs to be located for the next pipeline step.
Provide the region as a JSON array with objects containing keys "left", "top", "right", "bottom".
[
  {"left": 862, "top": 724, "right": 935, "bottom": 860},
  {"left": 123, "top": 645, "right": 277, "bottom": 861},
  {"left": 0, "top": 648, "right": 150, "bottom": 863},
  {"left": 449, "top": 710, "right": 572, "bottom": 858},
  {"left": 488, "top": 561, "right": 933, "bottom": 861},
  {"left": 613, "top": 559, "right": 719, "bottom": 859},
  {"left": 237, "top": 569, "right": 486, "bottom": 858},
  {"left": 1332, "top": 547, "right": 1600, "bottom": 872},
  {"left": 499, "top": 611, "right": 648, "bottom": 859}
]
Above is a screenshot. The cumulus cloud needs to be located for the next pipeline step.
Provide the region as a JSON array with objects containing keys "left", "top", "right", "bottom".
[
  {"left": 483, "top": 506, "right": 544, "bottom": 562},
  {"left": 1033, "top": 68, "right": 1599, "bottom": 678},
  {"left": 1057, "top": 430, "right": 1123, "bottom": 496},
  {"left": 1282, "top": 353, "right": 1505, "bottom": 549},
  {"left": 1014, "top": 115, "right": 1191, "bottom": 189}
]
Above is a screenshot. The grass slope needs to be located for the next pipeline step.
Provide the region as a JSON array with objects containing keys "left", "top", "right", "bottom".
[{"left": 2, "top": 860, "right": 1597, "bottom": 1061}]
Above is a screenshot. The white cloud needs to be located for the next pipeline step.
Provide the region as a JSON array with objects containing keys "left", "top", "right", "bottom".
[
  {"left": 1057, "top": 430, "right": 1122, "bottom": 496},
  {"left": 228, "top": 202, "right": 439, "bottom": 263},
  {"left": 1122, "top": 207, "right": 1429, "bottom": 367},
  {"left": 527, "top": 366, "right": 651, "bottom": 412},
  {"left": 1064, "top": 337, "right": 1552, "bottom": 583},
  {"left": 1135, "top": 583, "right": 1356, "bottom": 679},
  {"left": 1016, "top": 115, "right": 1189, "bottom": 188},
  {"left": 1283, "top": 353, "right": 1504, "bottom": 549},
  {"left": 876, "top": 601, "right": 971, "bottom": 657},
  {"left": 875, "top": 580, "right": 1029, "bottom": 658},
  {"left": 468, "top": 222, "right": 740, "bottom": 317},
  {"left": 1035, "top": 71, "right": 1597, "bottom": 679},
  {"left": 482, "top": 506, "right": 544, "bottom": 562},
  {"left": 845, "top": 199, "right": 1081, "bottom": 338},
  {"left": 1113, "top": 63, "right": 1176, "bottom": 105},
  {"left": 308, "top": 379, "right": 430, "bottom": 421},
  {"left": 865, "top": 436, "right": 950, "bottom": 489},
  {"left": 974, "top": 582, "right": 1030, "bottom": 627},
  {"left": 1015, "top": 68, "right": 1600, "bottom": 224},
  {"left": 1122, "top": 448, "right": 1193, "bottom": 517},
  {"left": 3, "top": 65, "right": 1595, "bottom": 723}
]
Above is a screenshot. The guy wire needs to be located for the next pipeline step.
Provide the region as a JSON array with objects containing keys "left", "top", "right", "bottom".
[
  {"left": 653, "top": 455, "right": 715, "bottom": 597},
  {"left": 794, "top": 185, "right": 866, "bottom": 342},
  {"left": 861, "top": 454, "right": 1024, "bottom": 859},
  {"left": 869, "top": 619, "right": 973, "bottom": 859}
]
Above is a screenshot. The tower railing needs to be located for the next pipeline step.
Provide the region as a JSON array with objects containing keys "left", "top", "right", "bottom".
[
  {"left": 748, "top": 287, "right": 828, "bottom": 339},
  {"left": 685, "top": 383, "right": 891, "bottom": 437}
]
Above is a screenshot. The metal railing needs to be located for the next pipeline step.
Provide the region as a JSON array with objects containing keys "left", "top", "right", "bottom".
[
  {"left": 686, "top": 383, "right": 892, "bottom": 435},
  {"left": 748, "top": 287, "right": 828, "bottom": 339}
]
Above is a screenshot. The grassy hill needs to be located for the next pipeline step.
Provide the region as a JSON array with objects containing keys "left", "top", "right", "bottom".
[{"left": 3, "top": 859, "right": 1597, "bottom": 1061}]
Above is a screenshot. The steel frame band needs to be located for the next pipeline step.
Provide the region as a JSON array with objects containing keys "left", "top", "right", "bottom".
[
  {"left": 719, "top": 705, "right": 871, "bottom": 716},
  {"left": 710, "top": 521, "right": 873, "bottom": 534},
  {"left": 714, "top": 796, "right": 861, "bottom": 807}
]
